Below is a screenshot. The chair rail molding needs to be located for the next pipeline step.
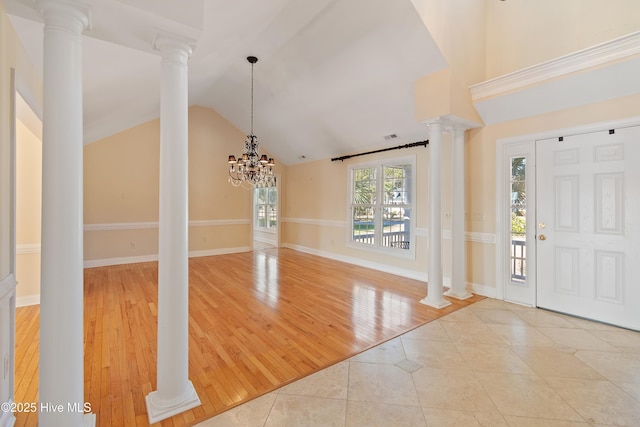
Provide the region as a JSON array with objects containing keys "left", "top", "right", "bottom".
[
  {"left": 84, "top": 219, "right": 250, "bottom": 232},
  {"left": 281, "top": 217, "right": 347, "bottom": 228}
]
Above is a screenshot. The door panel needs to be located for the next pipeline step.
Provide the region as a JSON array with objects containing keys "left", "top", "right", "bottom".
[{"left": 536, "top": 126, "right": 640, "bottom": 330}]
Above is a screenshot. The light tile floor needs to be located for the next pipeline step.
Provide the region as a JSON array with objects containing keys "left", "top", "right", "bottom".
[{"left": 195, "top": 298, "right": 640, "bottom": 427}]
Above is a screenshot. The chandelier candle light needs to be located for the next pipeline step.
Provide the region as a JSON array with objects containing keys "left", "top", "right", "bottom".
[{"left": 227, "top": 56, "right": 276, "bottom": 188}]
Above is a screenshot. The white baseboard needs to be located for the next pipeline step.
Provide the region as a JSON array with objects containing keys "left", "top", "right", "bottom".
[
  {"left": 16, "top": 294, "right": 40, "bottom": 307},
  {"left": 468, "top": 282, "right": 497, "bottom": 298},
  {"left": 282, "top": 243, "right": 498, "bottom": 299},
  {"left": 84, "top": 254, "right": 159, "bottom": 268},
  {"left": 188, "top": 247, "right": 252, "bottom": 258},
  {"left": 282, "top": 243, "right": 428, "bottom": 283},
  {"left": 83, "top": 246, "right": 252, "bottom": 269}
]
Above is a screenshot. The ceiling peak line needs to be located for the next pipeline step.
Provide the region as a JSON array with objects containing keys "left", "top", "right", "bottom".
[{"left": 331, "top": 140, "right": 429, "bottom": 162}]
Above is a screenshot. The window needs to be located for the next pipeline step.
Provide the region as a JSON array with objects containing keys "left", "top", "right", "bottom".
[
  {"left": 349, "top": 157, "right": 414, "bottom": 255},
  {"left": 254, "top": 186, "right": 277, "bottom": 230},
  {"left": 510, "top": 156, "right": 526, "bottom": 282}
]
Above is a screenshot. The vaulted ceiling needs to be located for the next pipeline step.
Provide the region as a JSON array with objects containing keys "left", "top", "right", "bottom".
[{"left": 7, "top": 0, "right": 448, "bottom": 165}]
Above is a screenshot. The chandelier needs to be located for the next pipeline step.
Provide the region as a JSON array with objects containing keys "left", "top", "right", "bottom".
[{"left": 227, "top": 56, "right": 275, "bottom": 188}]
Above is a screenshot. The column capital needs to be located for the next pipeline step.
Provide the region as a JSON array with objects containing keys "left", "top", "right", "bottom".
[
  {"left": 448, "top": 125, "right": 468, "bottom": 138},
  {"left": 422, "top": 114, "right": 481, "bottom": 134},
  {"left": 35, "top": 0, "right": 91, "bottom": 32},
  {"left": 424, "top": 120, "right": 443, "bottom": 140},
  {"left": 153, "top": 32, "right": 196, "bottom": 63}
]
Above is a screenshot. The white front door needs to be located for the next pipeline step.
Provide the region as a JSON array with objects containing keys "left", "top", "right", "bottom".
[{"left": 536, "top": 126, "right": 640, "bottom": 330}]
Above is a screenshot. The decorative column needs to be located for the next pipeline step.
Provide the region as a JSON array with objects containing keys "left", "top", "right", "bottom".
[
  {"left": 420, "top": 121, "right": 451, "bottom": 309},
  {"left": 35, "top": 1, "right": 94, "bottom": 426},
  {"left": 446, "top": 126, "right": 472, "bottom": 300},
  {"left": 145, "top": 34, "right": 201, "bottom": 424}
]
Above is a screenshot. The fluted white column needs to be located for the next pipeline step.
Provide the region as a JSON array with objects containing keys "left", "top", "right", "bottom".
[
  {"left": 446, "top": 127, "right": 472, "bottom": 300},
  {"left": 35, "top": 1, "right": 94, "bottom": 426},
  {"left": 421, "top": 122, "right": 451, "bottom": 309},
  {"left": 145, "top": 34, "right": 200, "bottom": 424}
]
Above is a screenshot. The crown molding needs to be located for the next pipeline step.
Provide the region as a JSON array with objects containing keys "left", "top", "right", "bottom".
[{"left": 471, "top": 31, "right": 640, "bottom": 101}]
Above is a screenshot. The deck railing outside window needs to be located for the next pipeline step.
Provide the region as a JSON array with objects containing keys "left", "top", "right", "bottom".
[
  {"left": 353, "top": 228, "right": 409, "bottom": 249},
  {"left": 511, "top": 238, "right": 526, "bottom": 281}
]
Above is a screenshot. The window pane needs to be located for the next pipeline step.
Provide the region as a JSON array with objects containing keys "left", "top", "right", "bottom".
[
  {"left": 268, "top": 187, "right": 277, "bottom": 204},
  {"left": 383, "top": 164, "right": 410, "bottom": 204},
  {"left": 353, "top": 167, "right": 377, "bottom": 205},
  {"left": 256, "top": 205, "right": 266, "bottom": 228},
  {"left": 382, "top": 207, "right": 410, "bottom": 249},
  {"left": 510, "top": 156, "right": 526, "bottom": 282},
  {"left": 353, "top": 206, "right": 375, "bottom": 245},
  {"left": 257, "top": 188, "right": 267, "bottom": 204},
  {"left": 268, "top": 205, "right": 277, "bottom": 229}
]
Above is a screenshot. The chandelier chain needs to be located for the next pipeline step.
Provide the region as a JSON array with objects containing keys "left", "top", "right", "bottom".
[{"left": 250, "top": 60, "right": 254, "bottom": 135}]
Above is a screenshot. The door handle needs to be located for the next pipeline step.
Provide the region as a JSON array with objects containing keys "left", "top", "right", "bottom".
[{"left": 539, "top": 234, "right": 546, "bottom": 241}]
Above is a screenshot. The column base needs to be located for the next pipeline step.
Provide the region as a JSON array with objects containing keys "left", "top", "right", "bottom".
[
  {"left": 84, "top": 413, "right": 96, "bottom": 427},
  {"left": 445, "top": 289, "right": 473, "bottom": 300},
  {"left": 145, "top": 381, "right": 201, "bottom": 424},
  {"left": 419, "top": 296, "right": 452, "bottom": 309}
]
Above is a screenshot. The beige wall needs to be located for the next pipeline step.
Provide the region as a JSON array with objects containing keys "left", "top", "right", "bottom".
[
  {"left": 16, "top": 120, "right": 41, "bottom": 244},
  {"left": 485, "top": 0, "right": 640, "bottom": 79},
  {"left": 15, "top": 253, "right": 39, "bottom": 302},
  {"left": 83, "top": 105, "right": 285, "bottom": 262},
  {"left": 412, "top": 0, "right": 485, "bottom": 124},
  {"left": 15, "top": 119, "right": 41, "bottom": 300},
  {"left": 84, "top": 118, "right": 160, "bottom": 224},
  {"left": 282, "top": 142, "right": 458, "bottom": 280}
]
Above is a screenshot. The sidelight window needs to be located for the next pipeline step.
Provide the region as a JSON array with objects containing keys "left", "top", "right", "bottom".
[{"left": 510, "top": 156, "right": 526, "bottom": 282}]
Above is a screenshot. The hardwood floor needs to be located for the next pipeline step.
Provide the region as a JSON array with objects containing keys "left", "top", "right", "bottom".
[{"left": 14, "top": 248, "right": 483, "bottom": 426}]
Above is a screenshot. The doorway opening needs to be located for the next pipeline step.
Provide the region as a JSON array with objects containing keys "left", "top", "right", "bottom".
[
  {"left": 252, "top": 179, "right": 279, "bottom": 249},
  {"left": 15, "top": 92, "right": 42, "bottom": 307}
]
